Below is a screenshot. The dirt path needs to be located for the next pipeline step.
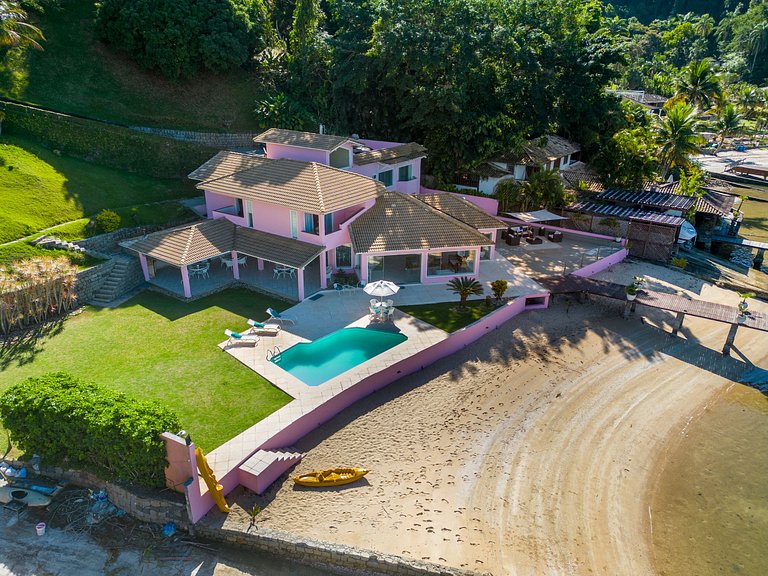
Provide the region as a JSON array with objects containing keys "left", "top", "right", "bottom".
[{"left": 244, "top": 269, "right": 766, "bottom": 575}]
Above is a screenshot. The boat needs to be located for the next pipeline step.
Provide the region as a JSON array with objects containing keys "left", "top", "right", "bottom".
[
  {"left": 195, "top": 447, "right": 230, "bottom": 513},
  {"left": 293, "top": 467, "right": 369, "bottom": 487},
  {"left": 0, "top": 486, "right": 52, "bottom": 507}
]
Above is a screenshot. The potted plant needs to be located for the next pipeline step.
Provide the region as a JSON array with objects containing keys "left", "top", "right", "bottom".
[
  {"left": 737, "top": 291, "right": 755, "bottom": 323},
  {"left": 625, "top": 283, "right": 638, "bottom": 301}
]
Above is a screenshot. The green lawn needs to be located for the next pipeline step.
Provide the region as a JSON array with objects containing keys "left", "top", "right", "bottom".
[
  {"left": 0, "top": 289, "right": 293, "bottom": 452},
  {"left": 0, "top": 0, "right": 260, "bottom": 130},
  {"left": 398, "top": 300, "right": 492, "bottom": 333},
  {"left": 0, "top": 135, "right": 197, "bottom": 244}
]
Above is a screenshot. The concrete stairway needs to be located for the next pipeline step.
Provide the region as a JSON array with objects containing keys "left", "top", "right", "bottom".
[
  {"left": 91, "top": 258, "right": 131, "bottom": 305},
  {"left": 33, "top": 235, "right": 86, "bottom": 253},
  {"left": 238, "top": 449, "right": 304, "bottom": 494}
]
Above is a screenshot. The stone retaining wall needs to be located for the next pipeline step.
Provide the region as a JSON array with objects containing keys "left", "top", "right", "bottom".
[
  {"left": 75, "top": 260, "right": 115, "bottom": 304},
  {"left": 129, "top": 127, "right": 259, "bottom": 149},
  {"left": 192, "top": 524, "right": 483, "bottom": 576},
  {"left": 75, "top": 226, "right": 159, "bottom": 254}
]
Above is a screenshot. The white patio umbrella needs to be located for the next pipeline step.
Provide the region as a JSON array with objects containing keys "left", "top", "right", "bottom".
[{"left": 363, "top": 280, "right": 400, "bottom": 304}]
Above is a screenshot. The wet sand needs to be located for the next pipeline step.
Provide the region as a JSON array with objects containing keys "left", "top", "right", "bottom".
[{"left": 234, "top": 262, "right": 767, "bottom": 575}]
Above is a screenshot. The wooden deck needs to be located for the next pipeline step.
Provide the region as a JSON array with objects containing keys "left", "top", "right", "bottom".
[
  {"left": 537, "top": 276, "right": 768, "bottom": 333},
  {"left": 711, "top": 235, "right": 768, "bottom": 251}
]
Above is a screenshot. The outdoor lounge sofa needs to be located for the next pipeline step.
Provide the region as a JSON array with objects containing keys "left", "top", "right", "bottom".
[
  {"left": 547, "top": 231, "right": 563, "bottom": 242},
  {"left": 506, "top": 234, "right": 521, "bottom": 246},
  {"left": 526, "top": 236, "right": 543, "bottom": 245}
]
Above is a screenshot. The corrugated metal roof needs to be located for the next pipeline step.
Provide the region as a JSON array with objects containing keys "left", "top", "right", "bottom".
[
  {"left": 123, "top": 219, "right": 324, "bottom": 269},
  {"left": 696, "top": 189, "right": 737, "bottom": 216},
  {"left": 349, "top": 191, "right": 494, "bottom": 254},
  {"left": 566, "top": 202, "right": 684, "bottom": 226},
  {"left": 196, "top": 158, "right": 383, "bottom": 214},
  {"left": 253, "top": 128, "right": 356, "bottom": 151},
  {"left": 598, "top": 188, "right": 696, "bottom": 211},
  {"left": 353, "top": 142, "right": 428, "bottom": 166},
  {"left": 415, "top": 193, "right": 507, "bottom": 230}
]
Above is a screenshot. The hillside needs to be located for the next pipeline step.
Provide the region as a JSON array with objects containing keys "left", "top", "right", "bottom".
[
  {"left": 610, "top": 0, "right": 749, "bottom": 22},
  {"left": 0, "top": 0, "right": 261, "bottom": 131}
]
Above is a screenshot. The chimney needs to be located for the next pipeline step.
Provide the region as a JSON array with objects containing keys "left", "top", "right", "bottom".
[{"left": 319, "top": 124, "right": 325, "bottom": 135}]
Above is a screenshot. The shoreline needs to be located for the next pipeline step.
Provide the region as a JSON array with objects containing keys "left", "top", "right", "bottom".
[{"left": 221, "top": 261, "right": 766, "bottom": 575}]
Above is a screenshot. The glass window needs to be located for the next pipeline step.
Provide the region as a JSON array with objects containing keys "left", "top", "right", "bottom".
[
  {"left": 398, "top": 164, "right": 413, "bottom": 181},
  {"left": 377, "top": 170, "right": 394, "bottom": 187},
  {"left": 426, "top": 250, "right": 476, "bottom": 276},
  {"left": 324, "top": 213, "right": 334, "bottom": 234},
  {"left": 303, "top": 213, "right": 319, "bottom": 234},
  {"left": 234, "top": 198, "right": 244, "bottom": 217},
  {"left": 336, "top": 245, "right": 352, "bottom": 267},
  {"left": 290, "top": 210, "right": 298, "bottom": 239}
]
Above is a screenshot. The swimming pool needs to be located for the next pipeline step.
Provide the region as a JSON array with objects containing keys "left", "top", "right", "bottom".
[{"left": 271, "top": 327, "right": 408, "bottom": 386}]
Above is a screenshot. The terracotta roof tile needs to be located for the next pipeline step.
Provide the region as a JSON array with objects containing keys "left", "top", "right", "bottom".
[
  {"left": 196, "top": 157, "right": 384, "bottom": 214},
  {"left": 187, "top": 151, "right": 266, "bottom": 181},
  {"left": 253, "top": 128, "right": 356, "bottom": 151},
  {"left": 414, "top": 193, "right": 506, "bottom": 230},
  {"left": 353, "top": 142, "right": 427, "bottom": 166},
  {"left": 496, "top": 135, "right": 580, "bottom": 166},
  {"left": 349, "top": 191, "right": 494, "bottom": 254}
]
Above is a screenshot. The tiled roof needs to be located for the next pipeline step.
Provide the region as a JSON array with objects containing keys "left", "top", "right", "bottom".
[
  {"left": 566, "top": 202, "right": 685, "bottom": 226},
  {"left": 188, "top": 151, "right": 266, "bottom": 181},
  {"left": 475, "top": 163, "right": 512, "bottom": 178},
  {"left": 196, "top": 158, "right": 383, "bottom": 214},
  {"left": 415, "top": 193, "right": 506, "bottom": 230},
  {"left": 696, "top": 189, "right": 737, "bottom": 216},
  {"left": 496, "top": 135, "right": 580, "bottom": 166},
  {"left": 123, "top": 219, "right": 236, "bottom": 266},
  {"left": 349, "top": 191, "right": 494, "bottom": 254},
  {"left": 253, "top": 128, "right": 356, "bottom": 151},
  {"left": 560, "top": 163, "right": 604, "bottom": 192},
  {"left": 123, "top": 219, "right": 323, "bottom": 269},
  {"left": 353, "top": 143, "right": 427, "bottom": 166},
  {"left": 597, "top": 189, "right": 696, "bottom": 211}
]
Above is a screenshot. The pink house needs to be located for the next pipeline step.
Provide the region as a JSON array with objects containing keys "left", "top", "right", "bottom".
[{"left": 125, "top": 129, "right": 506, "bottom": 301}]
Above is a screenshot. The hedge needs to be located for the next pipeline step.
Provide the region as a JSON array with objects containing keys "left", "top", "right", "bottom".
[
  {"left": 0, "top": 372, "right": 181, "bottom": 488},
  {"left": 0, "top": 101, "right": 216, "bottom": 178}
]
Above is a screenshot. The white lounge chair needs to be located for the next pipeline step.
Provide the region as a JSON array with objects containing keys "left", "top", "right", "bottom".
[
  {"left": 266, "top": 307, "right": 296, "bottom": 325},
  {"left": 246, "top": 319, "right": 281, "bottom": 335},
  {"left": 224, "top": 329, "right": 260, "bottom": 346}
]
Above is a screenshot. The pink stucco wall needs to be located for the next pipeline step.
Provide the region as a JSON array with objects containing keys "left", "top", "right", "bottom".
[
  {"left": 264, "top": 143, "right": 328, "bottom": 163},
  {"left": 571, "top": 248, "right": 629, "bottom": 277},
  {"left": 205, "top": 191, "right": 238, "bottom": 219}
]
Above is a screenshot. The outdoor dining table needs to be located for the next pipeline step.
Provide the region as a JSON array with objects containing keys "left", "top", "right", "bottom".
[
  {"left": 273, "top": 266, "right": 296, "bottom": 279},
  {"left": 189, "top": 262, "right": 210, "bottom": 278}
]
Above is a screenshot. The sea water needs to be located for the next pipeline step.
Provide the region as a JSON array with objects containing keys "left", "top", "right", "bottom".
[{"left": 651, "top": 385, "right": 768, "bottom": 575}]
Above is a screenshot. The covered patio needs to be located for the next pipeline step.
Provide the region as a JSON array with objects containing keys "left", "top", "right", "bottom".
[{"left": 122, "top": 219, "right": 325, "bottom": 301}]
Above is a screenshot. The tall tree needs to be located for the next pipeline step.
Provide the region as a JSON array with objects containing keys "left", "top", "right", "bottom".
[
  {"left": 655, "top": 102, "right": 703, "bottom": 178},
  {"left": 0, "top": 0, "right": 43, "bottom": 50},
  {"left": 714, "top": 103, "right": 741, "bottom": 151},
  {"left": 673, "top": 58, "right": 722, "bottom": 110}
]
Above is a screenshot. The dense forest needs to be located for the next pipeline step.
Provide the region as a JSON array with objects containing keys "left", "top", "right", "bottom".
[{"left": 3, "top": 0, "right": 768, "bottom": 186}]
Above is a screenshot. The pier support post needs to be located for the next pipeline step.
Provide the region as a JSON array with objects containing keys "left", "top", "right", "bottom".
[
  {"left": 671, "top": 311, "right": 685, "bottom": 335},
  {"left": 622, "top": 301, "right": 632, "bottom": 319},
  {"left": 722, "top": 323, "right": 739, "bottom": 356}
]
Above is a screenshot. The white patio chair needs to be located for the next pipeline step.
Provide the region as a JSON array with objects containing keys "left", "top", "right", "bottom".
[
  {"left": 246, "top": 319, "right": 281, "bottom": 335},
  {"left": 334, "top": 283, "right": 345, "bottom": 295},
  {"left": 237, "top": 255, "right": 247, "bottom": 267},
  {"left": 385, "top": 299, "right": 394, "bottom": 307},
  {"left": 224, "top": 329, "right": 260, "bottom": 346},
  {"left": 266, "top": 307, "right": 296, "bottom": 325}
]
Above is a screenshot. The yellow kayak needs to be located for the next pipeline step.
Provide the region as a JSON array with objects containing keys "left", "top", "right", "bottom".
[{"left": 293, "top": 467, "right": 369, "bottom": 487}]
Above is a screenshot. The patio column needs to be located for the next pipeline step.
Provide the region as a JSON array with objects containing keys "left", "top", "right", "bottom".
[
  {"left": 320, "top": 254, "right": 327, "bottom": 289},
  {"left": 257, "top": 258, "right": 265, "bottom": 271},
  {"left": 231, "top": 250, "right": 240, "bottom": 280},
  {"left": 360, "top": 254, "right": 368, "bottom": 283},
  {"left": 472, "top": 249, "right": 481, "bottom": 277},
  {"left": 488, "top": 230, "right": 497, "bottom": 259},
  {"left": 180, "top": 266, "right": 192, "bottom": 298},
  {"left": 420, "top": 253, "right": 428, "bottom": 283},
  {"left": 329, "top": 248, "right": 337, "bottom": 272},
  {"left": 139, "top": 253, "right": 150, "bottom": 281},
  {"left": 297, "top": 267, "right": 305, "bottom": 301}
]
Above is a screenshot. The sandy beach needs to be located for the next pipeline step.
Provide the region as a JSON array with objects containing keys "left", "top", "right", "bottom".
[{"left": 238, "top": 261, "right": 767, "bottom": 575}]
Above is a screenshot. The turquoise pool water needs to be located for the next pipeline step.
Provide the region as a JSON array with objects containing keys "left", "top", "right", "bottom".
[{"left": 272, "top": 327, "right": 408, "bottom": 386}]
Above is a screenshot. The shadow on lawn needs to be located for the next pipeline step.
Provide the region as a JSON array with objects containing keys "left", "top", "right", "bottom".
[
  {"left": 0, "top": 318, "right": 66, "bottom": 371},
  {"left": 123, "top": 288, "right": 290, "bottom": 322}
]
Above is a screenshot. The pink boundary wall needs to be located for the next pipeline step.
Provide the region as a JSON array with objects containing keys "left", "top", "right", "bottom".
[
  {"left": 571, "top": 248, "right": 629, "bottom": 277},
  {"left": 182, "top": 293, "right": 549, "bottom": 523}
]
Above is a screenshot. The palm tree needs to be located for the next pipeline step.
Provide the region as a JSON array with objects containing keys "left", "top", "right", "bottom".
[
  {"left": 447, "top": 277, "right": 483, "bottom": 310},
  {"left": 523, "top": 169, "right": 566, "bottom": 210},
  {"left": 748, "top": 22, "right": 768, "bottom": 74},
  {"left": 0, "top": 0, "right": 44, "bottom": 49},
  {"left": 714, "top": 104, "right": 742, "bottom": 152},
  {"left": 696, "top": 15, "right": 715, "bottom": 38},
  {"left": 673, "top": 59, "right": 721, "bottom": 111},
  {"left": 655, "top": 102, "right": 703, "bottom": 178}
]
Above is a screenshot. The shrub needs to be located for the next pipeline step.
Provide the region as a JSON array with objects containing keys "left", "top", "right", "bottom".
[
  {"left": 490, "top": 279, "right": 509, "bottom": 301},
  {"left": 671, "top": 257, "right": 688, "bottom": 269},
  {"left": 0, "top": 373, "right": 181, "bottom": 488},
  {"left": 96, "top": 0, "right": 272, "bottom": 79},
  {"left": 94, "top": 209, "right": 121, "bottom": 233}
]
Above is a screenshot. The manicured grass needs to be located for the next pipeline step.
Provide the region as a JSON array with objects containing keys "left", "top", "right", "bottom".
[
  {"left": 0, "top": 0, "right": 260, "bottom": 130},
  {"left": 0, "top": 135, "right": 197, "bottom": 244},
  {"left": 0, "top": 288, "right": 293, "bottom": 451},
  {"left": 398, "top": 300, "right": 492, "bottom": 333}
]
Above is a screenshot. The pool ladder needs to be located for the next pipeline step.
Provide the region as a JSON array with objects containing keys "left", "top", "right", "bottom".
[{"left": 266, "top": 346, "right": 282, "bottom": 362}]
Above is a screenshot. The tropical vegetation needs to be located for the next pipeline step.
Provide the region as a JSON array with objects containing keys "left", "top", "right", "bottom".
[{"left": 447, "top": 277, "right": 484, "bottom": 310}]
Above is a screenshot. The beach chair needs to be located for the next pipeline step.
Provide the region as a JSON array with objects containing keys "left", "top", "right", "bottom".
[
  {"left": 246, "top": 319, "right": 281, "bottom": 335},
  {"left": 266, "top": 307, "right": 296, "bottom": 325},
  {"left": 334, "top": 283, "right": 346, "bottom": 295},
  {"left": 224, "top": 329, "right": 260, "bottom": 346}
]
